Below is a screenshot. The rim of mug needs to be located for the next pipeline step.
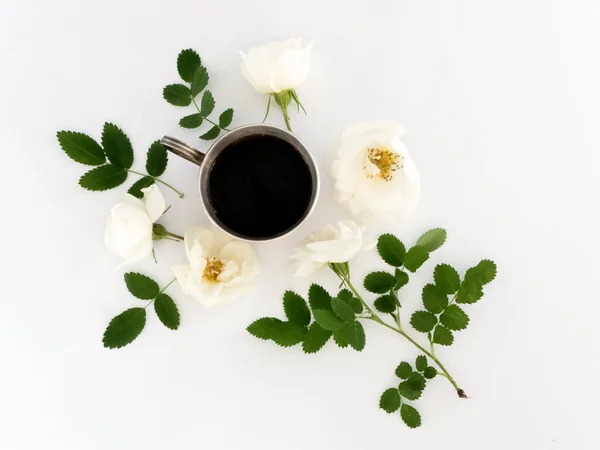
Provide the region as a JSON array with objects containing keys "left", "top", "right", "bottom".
[{"left": 198, "top": 123, "right": 320, "bottom": 243}]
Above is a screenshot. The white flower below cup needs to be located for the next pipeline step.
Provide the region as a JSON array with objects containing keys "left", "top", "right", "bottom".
[
  {"left": 290, "top": 220, "right": 375, "bottom": 277},
  {"left": 172, "top": 227, "right": 260, "bottom": 308},
  {"left": 105, "top": 184, "right": 166, "bottom": 268},
  {"left": 331, "top": 122, "right": 421, "bottom": 224}
]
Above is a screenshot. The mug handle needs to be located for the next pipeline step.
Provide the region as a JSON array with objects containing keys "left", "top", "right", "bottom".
[{"left": 160, "top": 136, "right": 205, "bottom": 166}]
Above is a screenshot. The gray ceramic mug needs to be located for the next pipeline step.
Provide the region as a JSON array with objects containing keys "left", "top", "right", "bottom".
[{"left": 161, "top": 124, "right": 320, "bottom": 242}]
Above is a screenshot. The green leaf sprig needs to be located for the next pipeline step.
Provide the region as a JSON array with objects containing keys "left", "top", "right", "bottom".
[
  {"left": 163, "top": 49, "right": 235, "bottom": 140},
  {"left": 103, "top": 273, "right": 180, "bottom": 349},
  {"left": 57, "top": 123, "right": 184, "bottom": 198},
  {"left": 248, "top": 228, "right": 497, "bottom": 428}
]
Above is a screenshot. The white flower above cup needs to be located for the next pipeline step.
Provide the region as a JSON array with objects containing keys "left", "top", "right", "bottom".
[
  {"left": 172, "top": 227, "right": 260, "bottom": 308},
  {"left": 240, "top": 38, "right": 312, "bottom": 131},
  {"left": 290, "top": 220, "right": 375, "bottom": 277},
  {"left": 331, "top": 122, "right": 421, "bottom": 224},
  {"left": 105, "top": 184, "right": 166, "bottom": 267}
]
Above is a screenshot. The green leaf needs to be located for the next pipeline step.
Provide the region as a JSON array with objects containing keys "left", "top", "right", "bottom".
[
  {"left": 398, "top": 372, "right": 426, "bottom": 401},
  {"left": 270, "top": 321, "right": 307, "bottom": 347},
  {"left": 337, "top": 289, "right": 363, "bottom": 314},
  {"left": 124, "top": 273, "right": 160, "bottom": 300},
  {"left": 434, "top": 264, "right": 461, "bottom": 294},
  {"left": 313, "top": 309, "right": 344, "bottom": 331},
  {"left": 331, "top": 297, "right": 355, "bottom": 322},
  {"left": 103, "top": 308, "right": 146, "bottom": 349},
  {"left": 302, "top": 323, "right": 331, "bottom": 354},
  {"left": 163, "top": 84, "right": 192, "bottom": 106},
  {"left": 199, "top": 126, "right": 220, "bottom": 140},
  {"left": 410, "top": 311, "right": 438, "bottom": 333},
  {"left": 283, "top": 291, "right": 310, "bottom": 326},
  {"left": 308, "top": 284, "right": 332, "bottom": 311},
  {"left": 433, "top": 325, "right": 454, "bottom": 346},
  {"left": 374, "top": 295, "right": 396, "bottom": 313},
  {"left": 101, "top": 123, "right": 134, "bottom": 169},
  {"left": 333, "top": 328, "right": 348, "bottom": 348},
  {"left": 190, "top": 65, "right": 209, "bottom": 97},
  {"left": 247, "top": 317, "right": 282, "bottom": 340},
  {"left": 380, "top": 388, "right": 401, "bottom": 414},
  {"left": 422, "top": 284, "right": 448, "bottom": 314},
  {"left": 440, "top": 305, "right": 470, "bottom": 331},
  {"left": 364, "top": 271, "right": 395, "bottom": 293},
  {"left": 416, "top": 228, "right": 447, "bottom": 252},
  {"left": 377, "top": 234, "right": 406, "bottom": 267},
  {"left": 395, "top": 362, "right": 412, "bottom": 379},
  {"left": 179, "top": 113, "right": 203, "bottom": 129},
  {"left": 219, "top": 108, "right": 234, "bottom": 128},
  {"left": 423, "top": 366, "right": 437, "bottom": 379},
  {"left": 465, "top": 259, "right": 497, "bottom": 286},
  {"left": 415, "top": 355, "right": 427, "bottom": 372},
  {"left": 128, "top": 176, "right": 154, "bottom": 198},
  {"left": 394, "top": 269, "right": 409, "bottom": 289},
  {"left": 177, "top": 49, "right": 201, "bottom": 83},
  {"left": 456, "top": 284, "right": 484, "bottom": 304},
  {"left": 404, "top": 246, "right": 429, "bottom": 273},
  {"left": 341, "top": 321, "right": 366, "bottom": 351},
  {"left": 79, "top": 164, "right": 127, "bottom": 191},
  {"left": 154, "top": 294, "right": 180, "bottom": 330},
  {"left": 200, "top": 90, "right": 215, "bottom": 116},
  {"left": 57, "top": 131, "right": 105, "bottom": 166},
  {"left": 400, "top": 404, "right": 421, "bottom": 428},
  {"left": 145, "top": 140, "right": 168, "bottom": 177}
]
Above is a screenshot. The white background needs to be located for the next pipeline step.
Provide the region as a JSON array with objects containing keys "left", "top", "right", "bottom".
[{"left": 1, "top": 0, "right": 599, "bottom": 449}]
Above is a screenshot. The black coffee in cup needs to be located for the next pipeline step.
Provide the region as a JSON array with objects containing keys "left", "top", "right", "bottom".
[{"left": 207, "top": 134, "right": 314, "bottom": 239}]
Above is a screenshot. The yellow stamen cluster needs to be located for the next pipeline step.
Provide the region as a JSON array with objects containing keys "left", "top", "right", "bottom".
[
  {"left": 203, "top": 256, "right": 224, "bottom": 283},
  {"left": 367, "top": 148, "right": 401, "bottom": 182}
]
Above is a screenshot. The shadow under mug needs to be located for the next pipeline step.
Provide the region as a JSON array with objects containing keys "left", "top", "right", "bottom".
[{"left": 160, "top": 124, "right": 320, "bottom": 242}]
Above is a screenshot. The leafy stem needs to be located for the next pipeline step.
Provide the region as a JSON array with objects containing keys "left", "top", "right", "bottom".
[
  {"left": 144, "top": 277, "right": 177, "bottom": 309},
  {"left": 127, "top": 170, "right": 184, "bottom": 198},
  {"left": 191, "top": 98, "right": 230, "bottom": 131},
  {"left": 336, "top": 271, "right": 466, "bottom": 398}
]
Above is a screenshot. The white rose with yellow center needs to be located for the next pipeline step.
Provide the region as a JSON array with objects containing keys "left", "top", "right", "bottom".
[
  {"left": 331, "top": 122, "right": 420, "bottom": 224},
  {"left": 172, "top": 227, "right": 260, "bottom": 308}
]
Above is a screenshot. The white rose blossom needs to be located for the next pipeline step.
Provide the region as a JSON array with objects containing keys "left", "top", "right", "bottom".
[
  {"left": 240, "top": 38, "right": 312, "bottom": 131},
  {"left": 331, "top": 122, "right": 421, "bottom": 224},
  {"left": 105, "top": 184, "right": 166, "bottom": 268},
  {"left": 172, "top": 227, "right": 260, "bottom": 308},
  {"left": 290, "top": 220, "right": 375, "bottom": 277}
]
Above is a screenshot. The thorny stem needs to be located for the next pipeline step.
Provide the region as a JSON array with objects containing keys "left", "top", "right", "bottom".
[
  {"left": 337, "top": 272, "right": 467, "bottom": 399},
  {"left": 192, "top": 98, "right": 231, "bottom": 132},
  {"left": 127, "top": 170, "right": 184, "bottom": 198}
]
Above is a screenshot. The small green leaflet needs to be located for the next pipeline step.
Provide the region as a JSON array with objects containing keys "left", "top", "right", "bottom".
[
  {"left": 177, "top": 49, "right": 201, "bottom": 83},
  {"left": 374, "top": 295, "right": 396, "bottom": 314},
  {"left": 200, "top": 90, "right": 215, "bottom": 116},
  {"left": 103, "top": 308, "right": 146, "bottom": 349},
  {"left": 128, "top": 176, "right": 154, "bottom": 198},
  {"left": 331, "top": 297, "right": 355, "bottom": 322},
  {"left": 79, "top": 164, "right": 127, "bottom": 191},
  {"left": 415, "top": 355, "right": 427, "bottom": 372},
  {"left": 456, "top": 284, "right": 484, "bottom": 304},
  {"left": 333, "top": 328, "right": 349, "bottom": 348},
  {"left": 101, "top": 123, "right": 134, "bottom": 169},
  {"left": 163, "top": 84, "right": 192, "bottom": 106},
  {"left": 423, "top": 366, "right": 437, "bottom": 379},
  {"left": 394, "top": 269, "right": 409, "bottom": 289},
  {"left": 302, "top": 323, "right": 331, "bottom": 354},
  {"left": 377, "top": 234, "right": 406, "bottom": 267},
  {"left": 313, "top": 309, "right": 344, "bottom": 331},
  {"left": 380, "top": 388, "right": 401, "bottom": 414},
  {"left": 338, "top": 289, "right": 363, "bottom": 314},
  {"left": 283, "top": 291, "right": 311, "bottom": 327},
  {"left": 400, "top": 404, "right": 421, "bottom": 428},
  {"left": 179, "top": 113, "right": 203, "bottom": 129},
  {"left": 247, "top": 317, "right": 282, "bottom": 340},
  {"left": 341, "top": 321, "right": 366, "bottom": 351},
  {"left": 200, "top": 126, "right": 220, "bottom": 140},
  {"left": 439, "top": 305, "right": 469, "bottom": 331},
  {"left": 395, "top": 362, "right": 412, "bottom": 379},
  {"left": 308, "top": 284, "right": 332, "bottom": 311},
  {"left": 124, "top": 273, "right": 160, "bottom": 300},
  {"left": 270, "top": 321, "right": 307, "bottom": 347},
  {"left": 464, "top": 259, "right": 497, "bottom": 286},
  {"left": 190, "top": 66, "right": 209, "bottom": 97},
  {"left": 433, "top": 325, "right": 454, "bottom": 346},
  {"left": 57, "top": 131, "right": 105, "bottom": 166},
  {"left": 154, "top": 294, "right": 180, "bottom": 330},
  {"left": 364, "top": 271, "right": 395, "bottom": 293},
  {"left": 404, "top": 246, "right": 429, "bottom": 273},
  {"left": 145, "top": 141, "right": 168, "bottom": 177},
  {"left": 219, "top": 109, "right": 234, "bottom": 128},
  {"left": 422, "top": 283, "right": 448, "bottom": 314},
  {"left": 410, "top": 311, "right": 438, "bottom": 333},
  {"left": 416, "top": 228, "right": 447, "bottom": 252},
  {"left": 398, "top": 372, "right": 426, "bottom": 400},
  {"left": 434, "top": 264, "right": 461, "bottom": 294}
]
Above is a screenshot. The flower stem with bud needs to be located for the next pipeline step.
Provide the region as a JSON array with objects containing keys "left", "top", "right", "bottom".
[
  {"left": 152, "top": 224, "right": 184, "bottom": 242},
  {"left": 268, "top": 89, "right": 306, "bottom": 132}
]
